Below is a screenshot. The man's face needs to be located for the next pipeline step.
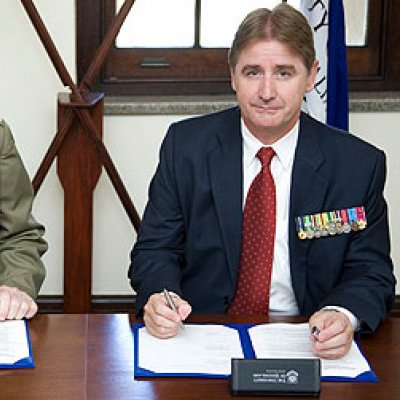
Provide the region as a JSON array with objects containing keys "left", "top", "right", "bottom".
[{"left": 231, "top": 39, "right": 318, "bottom": 144}]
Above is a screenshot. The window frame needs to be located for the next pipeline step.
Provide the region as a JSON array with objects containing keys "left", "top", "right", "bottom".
[{"left": 77, "top": 0, "right": 400, "bottom": 95}]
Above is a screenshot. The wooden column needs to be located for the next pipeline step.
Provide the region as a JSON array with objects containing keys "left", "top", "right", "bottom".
[
  {"left": 21, "top": 0, "right": 138, "bottom": 312},
  {"left": 57, "top": 93, "right": 104, "bottom": 312}
]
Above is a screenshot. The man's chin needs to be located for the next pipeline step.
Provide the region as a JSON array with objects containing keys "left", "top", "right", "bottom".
[{"left": 253, "top": 115, "right": 282, "bottom": 129}]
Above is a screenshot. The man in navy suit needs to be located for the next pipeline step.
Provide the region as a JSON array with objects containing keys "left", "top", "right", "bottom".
[{"left": 129, "top": 4, "right": 395, "bottom": 359}]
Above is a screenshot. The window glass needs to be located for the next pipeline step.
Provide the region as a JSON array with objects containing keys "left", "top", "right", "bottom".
[
  {"left": 115, "top": 0, "right": 368, "bottom": 48},
  {"left": 343, "top": 0, "right": 368, "bottom": 46},
  {"left": 200, "top": 0, "right": 280, "bottom": 48},
  {"left": 115, "top": 0, "right": 302, "bottom": 49},
  {"left": 116, "top": 0, "right": 196, "bottom": 48}
]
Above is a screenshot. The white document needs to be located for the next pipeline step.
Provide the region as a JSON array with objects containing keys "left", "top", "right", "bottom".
[
  {"left": 137, "top": 324, "right": 243, "bottom": 375},
  {"left": 0, "top": 320, "right": 30, "bottom": 365},
  {"left": 248, "top": 323, "right": 371, "bottom": 378}
]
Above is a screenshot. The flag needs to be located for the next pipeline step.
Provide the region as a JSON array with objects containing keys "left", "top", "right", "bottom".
[{"left": 300, "top": 0, "right": 349, "bottom": 131}]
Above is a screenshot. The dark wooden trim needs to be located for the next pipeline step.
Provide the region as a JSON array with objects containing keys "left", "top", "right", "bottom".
[
  {"left": 390, "top": 295, "right": 400, "bottom": 317},
  {"left": 37, "top": 295, "right": 137, "bottom": 314},
  {"left": 37, "top": 294, "right": 400, "bottom": 316},
  {"left": 37, "top": 296, "right": 65, "bottom": 314}
]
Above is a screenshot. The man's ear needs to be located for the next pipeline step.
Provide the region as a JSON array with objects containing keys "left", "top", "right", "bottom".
[
  {"left": 230, "top": 67, "right": 237, "bottom": 93},
  {"left": 306, "top": 60, "right": 319, "bottom": 93}
]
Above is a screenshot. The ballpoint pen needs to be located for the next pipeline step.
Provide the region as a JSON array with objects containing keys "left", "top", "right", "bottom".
[
  {"left": 311, "top": 326, "right": 320, "bottom": 340},
  {"left": 163, "top": 288, "right": 185, "bottom": 330}
]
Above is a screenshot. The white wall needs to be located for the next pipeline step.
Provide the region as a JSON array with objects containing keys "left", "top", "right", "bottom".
[
  {"left": 0, "top": 0, "right": 398, "bottom": 295},
  {"left": 350, "top": 113, "right": 400, "bottom": 286}
]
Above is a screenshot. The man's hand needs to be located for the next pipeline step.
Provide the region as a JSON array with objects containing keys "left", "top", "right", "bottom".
[
  {"left": 309, "top": 309, "right": 354, "bottom": 359},
  {"left": 143, "top": 292, "right": 192, "bottom": 338},
  {"left": 0, "top": 286, "right": 38, "bottom": 321}
]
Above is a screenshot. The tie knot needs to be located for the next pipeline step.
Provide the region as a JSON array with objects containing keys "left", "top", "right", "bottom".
[{"left": 257, "top": 147, "right": 275, "bottom": 167}]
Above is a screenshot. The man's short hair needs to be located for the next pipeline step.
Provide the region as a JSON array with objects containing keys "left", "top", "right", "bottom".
[{"left": 228, "top": 4, "right": 316, "bottom": 72}]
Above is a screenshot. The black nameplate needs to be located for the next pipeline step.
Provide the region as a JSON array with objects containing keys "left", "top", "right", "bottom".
[{"left": 231, "top": 358, "right": 321, "bottom": 396}]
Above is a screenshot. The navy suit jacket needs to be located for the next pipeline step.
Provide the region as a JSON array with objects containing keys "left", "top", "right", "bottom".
[{"left": 129, "top": 107, "right": 395, "bottom": 331}]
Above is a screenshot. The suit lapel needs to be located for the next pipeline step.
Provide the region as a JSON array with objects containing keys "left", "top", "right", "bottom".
[
  {"left": 289, "top": 113, "right": 330, "bottom": 311},
  {"left": 209, "top": 108, "right": 243, "bottom": 286},
  {"left": 208, "top": 110, "right": 331, "bottom": 306}
]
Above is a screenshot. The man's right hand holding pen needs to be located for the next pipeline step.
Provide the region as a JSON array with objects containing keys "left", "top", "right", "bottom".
[{"left": 143, "top": 291, "right": 192, "bottom": 339}]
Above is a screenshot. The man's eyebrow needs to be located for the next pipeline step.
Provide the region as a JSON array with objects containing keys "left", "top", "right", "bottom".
[
  {"left": 275, "top": 64, "right": 296, "bottom": 71},
  {"left": 241, "top": 64, "right": 261, "bottom": 72}
]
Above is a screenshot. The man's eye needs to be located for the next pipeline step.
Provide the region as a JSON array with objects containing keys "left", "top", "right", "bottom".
[
  {"left": 277, "top": 70, "right": 291, "bottom": 78},
  {"left": 245, "top": 69, "right": 260, "bottom": 77}
]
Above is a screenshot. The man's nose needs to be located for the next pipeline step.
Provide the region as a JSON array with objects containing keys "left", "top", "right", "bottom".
[{"left": 258, "top": 75, "right": 276, "bottom": 101}]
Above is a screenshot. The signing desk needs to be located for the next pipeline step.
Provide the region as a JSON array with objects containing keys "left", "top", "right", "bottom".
[{"left": 1, "top": 314, "right": 399, "bottom": 400}]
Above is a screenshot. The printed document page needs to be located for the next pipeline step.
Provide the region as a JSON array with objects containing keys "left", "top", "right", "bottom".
[
  {"left": 248, "top": 323, "right": 371, "bottom": 378},
  {"left": 0, "top": 320, "right": 30, "bottom": 365},
  {"left": 137, "top": 324, "right": 243, "bottom": 375}
]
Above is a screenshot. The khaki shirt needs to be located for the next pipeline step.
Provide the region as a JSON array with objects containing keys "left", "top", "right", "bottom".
[{"left": 0, "top": 119, "right": 47, "bottom": 298}]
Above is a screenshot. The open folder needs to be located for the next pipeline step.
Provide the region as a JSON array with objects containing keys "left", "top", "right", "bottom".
[
  {"left": 0, "top": 320, "right": 34, "bottom": 369},
  {"left": 133, "top": 322, "right": 377, "bottom": 382}
]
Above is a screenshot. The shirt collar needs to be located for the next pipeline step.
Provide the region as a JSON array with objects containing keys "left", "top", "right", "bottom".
[{"left": 241, "top": 120, "right": 299, "bottom": 170}]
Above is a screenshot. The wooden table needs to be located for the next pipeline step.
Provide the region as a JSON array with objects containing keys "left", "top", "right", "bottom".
[{"left": 1, "top": 314, "right": 399, "bottom": 399}]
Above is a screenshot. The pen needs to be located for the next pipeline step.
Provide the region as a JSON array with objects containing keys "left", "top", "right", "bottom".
[
  {"left": 311, "top": 326, "right": 320, "bottom": 340},
  {"left": 163, "top": 289, "right": 185, "bottom": 330}
]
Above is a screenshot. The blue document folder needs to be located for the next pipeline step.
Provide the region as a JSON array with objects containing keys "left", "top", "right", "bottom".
[
  {"left": 0, "top": 320, "right": 34, "bottom": 369},
  {"left": 133, "top": 322, "right": 377, "bottom": 382}
]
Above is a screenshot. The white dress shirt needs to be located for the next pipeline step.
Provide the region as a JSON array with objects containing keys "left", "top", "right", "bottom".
[
  {"left": 242, "top": 120, "right": 299, "bottom": 316},
  {"left": 241, "top": 119, "right": 358, "bottom": 329}
]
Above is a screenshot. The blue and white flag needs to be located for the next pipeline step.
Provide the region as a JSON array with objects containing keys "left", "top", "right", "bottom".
[{"left": 300, "top": 0, "right": 349, "bottom": 131}]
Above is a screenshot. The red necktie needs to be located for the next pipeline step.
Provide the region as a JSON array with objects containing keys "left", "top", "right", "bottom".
[{"left": 228, "top": 147, "right": 276, "bottom": 315}]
